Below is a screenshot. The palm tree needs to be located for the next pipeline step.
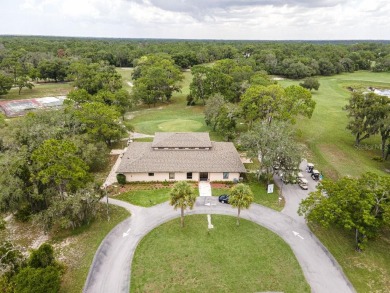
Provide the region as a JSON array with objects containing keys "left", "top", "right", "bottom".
[
  {"left": 169, "top": 181, "right": 197, "bottom": 227},
  {"left": 229, "top": 183, "right": 254, "bottom": 226}
]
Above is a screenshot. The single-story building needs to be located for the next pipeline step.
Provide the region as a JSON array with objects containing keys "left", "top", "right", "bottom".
[{"left": 116, "top": 132, "right": 246, "bottom": 182}]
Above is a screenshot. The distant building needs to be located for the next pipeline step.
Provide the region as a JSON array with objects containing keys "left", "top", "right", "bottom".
[
  {"left": 0, "top": 96, "right": 66, "bottom": 117},
  {"left": 116, "top": 132, "right": 246, "bottom": 182}
]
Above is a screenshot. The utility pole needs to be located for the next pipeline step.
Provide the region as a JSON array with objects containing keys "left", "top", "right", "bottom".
[{"left": 104, "top": 184, "right": 110, "bottom": 221}]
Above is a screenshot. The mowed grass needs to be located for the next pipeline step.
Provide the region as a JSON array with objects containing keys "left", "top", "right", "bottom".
[
  {"left": 309, "top": 224, "right": 390, "bottom": 293},
  {"left": 114, "top": 187, "right": 229, "bottom": 207},
  {"left": 120, "top": 69, "right": 223, "bottom": 140},
  {"left": 55, "top": 205, "right": 130, "bottom": 293},
  {"left": 248, "top": 180, "right": 282, "bottom": 211},
  {"left": 116, "top": 67, "right": 134, "bottom": 92},
  {"left": 114, "top": 188, "right": 171, "bottom": 207},
  {"left": 131, "top": 215, "right": 310, "bottom": 293},
  {"left": 279, "top": 71, "right": 390, "bottom": 179},
  {"left": 0, "top": 82, "right": 72, "bottom": 100}
]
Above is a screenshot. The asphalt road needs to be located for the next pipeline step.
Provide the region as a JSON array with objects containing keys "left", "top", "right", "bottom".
[{"left": 84, "top": 184, "right": 355, "bottom": 293}]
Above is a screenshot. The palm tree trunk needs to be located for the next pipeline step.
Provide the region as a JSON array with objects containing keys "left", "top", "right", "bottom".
[
  {"left": 181, "top": 207, "right": 184, "bottom": 228},
  {"left": 382, "top": 137, "right": 386, "bottom": 159},
  {"left": 236, "top": 206, "right": 241, "bottom": 226},
  {"left": 355, "top": 133, "right": 360, "bottom": 146}
]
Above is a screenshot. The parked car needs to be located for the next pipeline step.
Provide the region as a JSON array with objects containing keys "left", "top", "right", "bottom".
[
  {"left": 218, "top": 194, "right": 229, "bottom": 204},
  {"left": 298, "top": 178, "right": 309, "bottom": 190}
]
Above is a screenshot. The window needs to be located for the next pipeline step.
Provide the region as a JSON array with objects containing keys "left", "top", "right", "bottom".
[
  {"left": 223, "top": 172, "right": 229, "bottom": 179},
  {"left": 187, "top": 172, "right": 192, "bottom": 179},
  {"left": 169, "top": 173, "right": 175, "bottom": 180},
  {"left": 148, "top": 173, "right": 154, "bottom": 177}
]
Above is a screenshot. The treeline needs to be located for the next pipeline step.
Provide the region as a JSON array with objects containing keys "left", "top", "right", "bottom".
[{"left": 0, "top": 37, "right": 390, "bottom": 84}]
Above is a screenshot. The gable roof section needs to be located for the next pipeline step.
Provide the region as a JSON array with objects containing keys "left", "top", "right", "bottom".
[
  {"left": 151, "top": 132, "right": 212, "bottom": 148},
  {"left": 117, "top": 141, "right": 246, "bottom": 173}
]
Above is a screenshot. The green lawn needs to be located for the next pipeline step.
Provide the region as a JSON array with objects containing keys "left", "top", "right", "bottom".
[
  {"left": 131, "top": 215, "right": 310, "bottom": 293},
  {"left": 212, "top": 180, "right": 282, "bottom": 211},
  {"left": 114, "top": 188, "right": 171, "bottom": 207},
  {"left": 248, "top": 180, "right": 282, "bottom": 211},
  {"left": 0, "top": 82, "right": 72, "bottom": 101},
  {"left": 113, "top": 187, "right": 229, "bottom": 207},
  {"left": 279, "top": 71, "right": 390, "bottom": 179},
  {"left": 309, "top": 224, "right": 390, "bottom": 293},
  {"left": 54, "top": 205, "right": 130, "bottom": 293}
]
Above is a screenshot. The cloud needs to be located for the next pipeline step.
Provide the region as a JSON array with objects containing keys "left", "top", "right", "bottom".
[
  {"left": 3, "top": 0, "right": 389, "bottom": 39},
  {"left": 128, "top": 0, "right": 340, "bottom": 20}
]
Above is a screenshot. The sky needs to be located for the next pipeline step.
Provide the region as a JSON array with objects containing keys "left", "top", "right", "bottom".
[{"left": 0, "top": 0, "right": 389, "bottom": 40}]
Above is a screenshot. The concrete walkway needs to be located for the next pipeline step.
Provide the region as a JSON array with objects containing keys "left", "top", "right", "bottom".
[
  {"left": 103, "top": 149, "right": 126, "bottom": 187},
  {"left": 198, "top": 181, "right": 211, "bottom": 197}
]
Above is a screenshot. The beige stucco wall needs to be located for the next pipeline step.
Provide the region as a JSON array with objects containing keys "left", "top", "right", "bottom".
[
  {"left": 121, "top": 172, "right": 240, "bottom": 182},
  {"left": 122, "top": 172, "right": 200, "bottom": 182},
  {"left": 209, "top": 172, "right": 240, "bottom": 181}
]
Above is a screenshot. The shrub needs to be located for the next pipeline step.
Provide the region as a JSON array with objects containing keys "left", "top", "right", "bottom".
[
  {"left": 35, "top": 191, "right": 100, "bottom": 231},
  {"left": 28, "top": 243, "right": 55, "bottom": 269},
  {"left": 372, "top": 156, "right": 383, "bottom": 162},
  {"left": 0, "top": 218, "right": 5, "bottom": 230},
  {"left": 13, "top": 266, "right": 61, "bottom": 293},
  {"left": 15, "top": 203, "right": 32, "bottom": 222},
  {"left": 116, "top": 173, "right": 126, "bottom": 185}
]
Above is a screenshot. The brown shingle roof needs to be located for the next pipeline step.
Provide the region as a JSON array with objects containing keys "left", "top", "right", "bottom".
[
  {"left": 116, "top": 141, "right": 246, "bottom": 173},
  {"left": 151, "top": 132, "right": 212, "bottom": 148}
]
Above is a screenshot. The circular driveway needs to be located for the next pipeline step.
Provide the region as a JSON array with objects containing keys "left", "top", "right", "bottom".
[{"left": 83, "top": 193, "right": 355, "bottom": 293}]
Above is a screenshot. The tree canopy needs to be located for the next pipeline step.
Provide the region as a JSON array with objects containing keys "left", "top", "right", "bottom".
[
  {"left": 0, "top": 73, "right": 13, "bottom": 95},
  {"left": 73, "top": 102, "right": 124, "bottom": 146},
  {"left": 131, "top": 54, "right": 183, "bottom": 106},
  {"left": 31, "top": 139, "right": 91, "bottom": 196},
  {"left": 240, "top": 121, "right": 302, "bottom": 182},
  {"left": 67, "top": 61, "right": 122, "bottom": 95},
  {"left": 344, "top": 91, "right": 390, "bottom": 158},
  {"left": 239, "top": 84, "right": 315, "bottom": 126},
  {"left": 189, "top": 65, "right": 234, "bottom": 104},
  {"left": 299, "top": 172, "right": 390, "bottom": 250}
]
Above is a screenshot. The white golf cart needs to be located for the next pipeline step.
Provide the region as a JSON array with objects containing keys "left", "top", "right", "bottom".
[{"left": 298, "top": 178, "right": 309, "bottom": 190}]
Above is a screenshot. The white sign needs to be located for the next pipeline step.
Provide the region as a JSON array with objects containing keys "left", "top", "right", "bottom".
[
  {"left": 207, "top": 214, "right": 214, "bottom": 229},
  {"left": 267, "top": 184, "right": 274, "bottom": 194}
]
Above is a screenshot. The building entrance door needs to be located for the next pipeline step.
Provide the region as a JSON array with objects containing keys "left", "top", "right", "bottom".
[{"left": 199, "top": 172, "right": 209, "bottom": 181}]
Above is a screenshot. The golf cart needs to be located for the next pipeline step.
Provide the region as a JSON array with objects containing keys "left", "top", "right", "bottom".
[
  {"left": 298, "top": 178, "right": 309, "bottom": 190},
  {"left": 306, "top": 163, "right": 314, "bottom": 173},
  {"left": 311, "top": 169, "right": 320, "bottom": 181},
  {"left": 280, "top": 171, "right": 298, "bottom": 184},
  {"left": 297, "top": 172, "right": 304, "bottom": 180}
]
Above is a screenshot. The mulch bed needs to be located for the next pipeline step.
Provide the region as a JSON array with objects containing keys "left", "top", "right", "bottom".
[{"left": 108, "top": 181, "right": 231, "bottom": 195}]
